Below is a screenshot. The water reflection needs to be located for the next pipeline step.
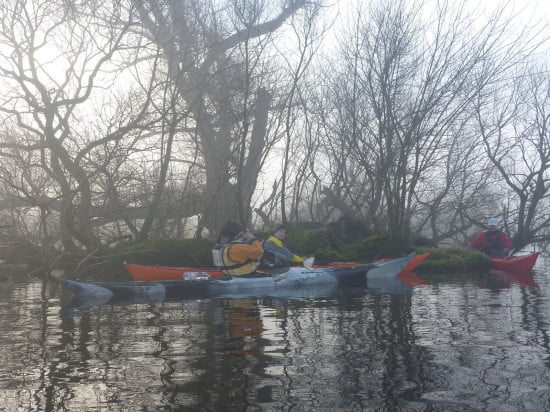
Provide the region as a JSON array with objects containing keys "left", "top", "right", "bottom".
[
  {"left": 366, "top": 271, "right": 426, "bottom": 294},
  {"left": 0, "top": 267, "right": 549, "bottom": 410},
  {"left": 60, "top": 273, "right": 418, "bottom": 314}
]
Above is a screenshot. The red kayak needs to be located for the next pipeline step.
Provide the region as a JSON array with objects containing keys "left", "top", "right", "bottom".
[
  {"left": 396, "top": 271, "right": 428, "bottom": 287},
  {"left": 491, "top": 252, "right": 539, "bottom": 271},
  {"left": 493, "top": 270, "right": 539, "bottom": 288},
  {"left": 124, "top": 253, "right": 430, "bottom": 282}
]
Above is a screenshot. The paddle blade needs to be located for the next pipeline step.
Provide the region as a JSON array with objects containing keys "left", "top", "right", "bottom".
[{"left": 303, "top": 257, "right": 314, "bottom": 269}]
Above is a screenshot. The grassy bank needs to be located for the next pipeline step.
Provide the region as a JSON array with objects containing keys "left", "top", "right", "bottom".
[
  {"left": 1, "top": 226, "right": 491, "bottom": 277},
  {"left": 95, "top": 229, "right": 490, "bottom": 276}
]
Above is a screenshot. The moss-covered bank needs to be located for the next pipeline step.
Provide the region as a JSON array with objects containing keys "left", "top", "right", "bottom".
[
  {"left": 96, "top": 228, "right": 490, "bottom": 276},
  {"left": 411, "top": 247, "right": 491, "bottom": 273},
  {"left": 1, "top": 225, "right": 491, "bottom": 277}
]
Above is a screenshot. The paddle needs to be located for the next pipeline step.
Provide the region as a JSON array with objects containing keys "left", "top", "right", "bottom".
[
  {"left": 272, "top": 257, "right": 314, "bottom": 282},
  {"left": 303, "top": 257, "right": 314, "bottom": 269}
]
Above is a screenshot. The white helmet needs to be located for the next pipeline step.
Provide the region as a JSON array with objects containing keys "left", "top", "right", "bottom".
[{"left": 488, "top": 218, "right": 499, "bottom": 227}]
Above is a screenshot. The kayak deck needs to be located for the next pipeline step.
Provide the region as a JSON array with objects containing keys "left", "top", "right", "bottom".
[
  {"left": 124, "top": 252, "right": 427, "bottom": 282},
  {"left": 62, "top": 265, "right": 373, "bottom": 302}
]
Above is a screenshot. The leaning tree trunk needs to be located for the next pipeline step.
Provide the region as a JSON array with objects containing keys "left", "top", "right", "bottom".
[{"left": 237, "top": 87, "right": 272, "bottom": 225}]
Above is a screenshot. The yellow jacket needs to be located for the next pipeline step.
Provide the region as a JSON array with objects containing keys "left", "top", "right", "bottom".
[{"left": 264, "top": 236, "right": 304, "bottom": 264}]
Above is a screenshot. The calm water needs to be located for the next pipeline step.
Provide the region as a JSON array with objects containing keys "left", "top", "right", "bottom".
[{"left": 1, "top": 258, "right": 549, "bottom": 411}]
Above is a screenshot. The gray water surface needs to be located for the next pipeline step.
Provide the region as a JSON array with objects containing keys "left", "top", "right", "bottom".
[{"left": 0, "top": 260, "right": 549, "bottom": 411}]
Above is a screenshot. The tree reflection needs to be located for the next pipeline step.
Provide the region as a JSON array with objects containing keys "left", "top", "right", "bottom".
[{"left": 0, "top": 271, "right": 549, "bottom": 410}]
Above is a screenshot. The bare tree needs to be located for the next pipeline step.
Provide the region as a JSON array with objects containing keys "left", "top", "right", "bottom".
[
  {"left": 131, "top": 0, "right": 308, "bottom": 236},
  {"left": 474, "top": 65, "right": 550, "bottom": 250},
  {"left": 316, "top": 0, "right": 542, "bottom": 242},
  {"left": 271, "top": 2, "right": 325, "bottom": 225},
  {"left": 0, "top": 1, "right": 156, "bottom": 251},
  {"left": 0, "top": 134, "right": 59, "bottom": 258}
]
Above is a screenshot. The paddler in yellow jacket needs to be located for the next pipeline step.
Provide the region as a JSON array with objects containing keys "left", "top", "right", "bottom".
[
  {"left": 217, "top": 221, "right": 263, "bottom": 277},
  {"left": 262, "top": 225, "right": 304, "bottom": 267}
]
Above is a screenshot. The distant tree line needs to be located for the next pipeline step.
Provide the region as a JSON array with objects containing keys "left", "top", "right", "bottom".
[{"left": 0, "top": 0, "right": 548, "bottom": 265}]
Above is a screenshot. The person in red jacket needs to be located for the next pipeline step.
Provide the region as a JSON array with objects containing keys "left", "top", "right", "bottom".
[{"left": 471, "top": 218, "right": 513, "bottom": 257}]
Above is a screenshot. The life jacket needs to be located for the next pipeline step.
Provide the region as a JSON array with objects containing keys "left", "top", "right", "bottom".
[
  {"left": 484, "top": 231, "right": 505, "bottom": 256},
  {"left": 219, "top": 239, "right": 259, "bottom": 276}
]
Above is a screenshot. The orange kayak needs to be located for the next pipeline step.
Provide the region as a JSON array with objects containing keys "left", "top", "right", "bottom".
[
  {"left": 124, "top": 253, "right": 429, "bottom": 281},
  {"left": 124, "top": 263, "right": 225, "bottom": 281},
  {"left": 328, "top": 253, "right": 430, "bottom": 273}
]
